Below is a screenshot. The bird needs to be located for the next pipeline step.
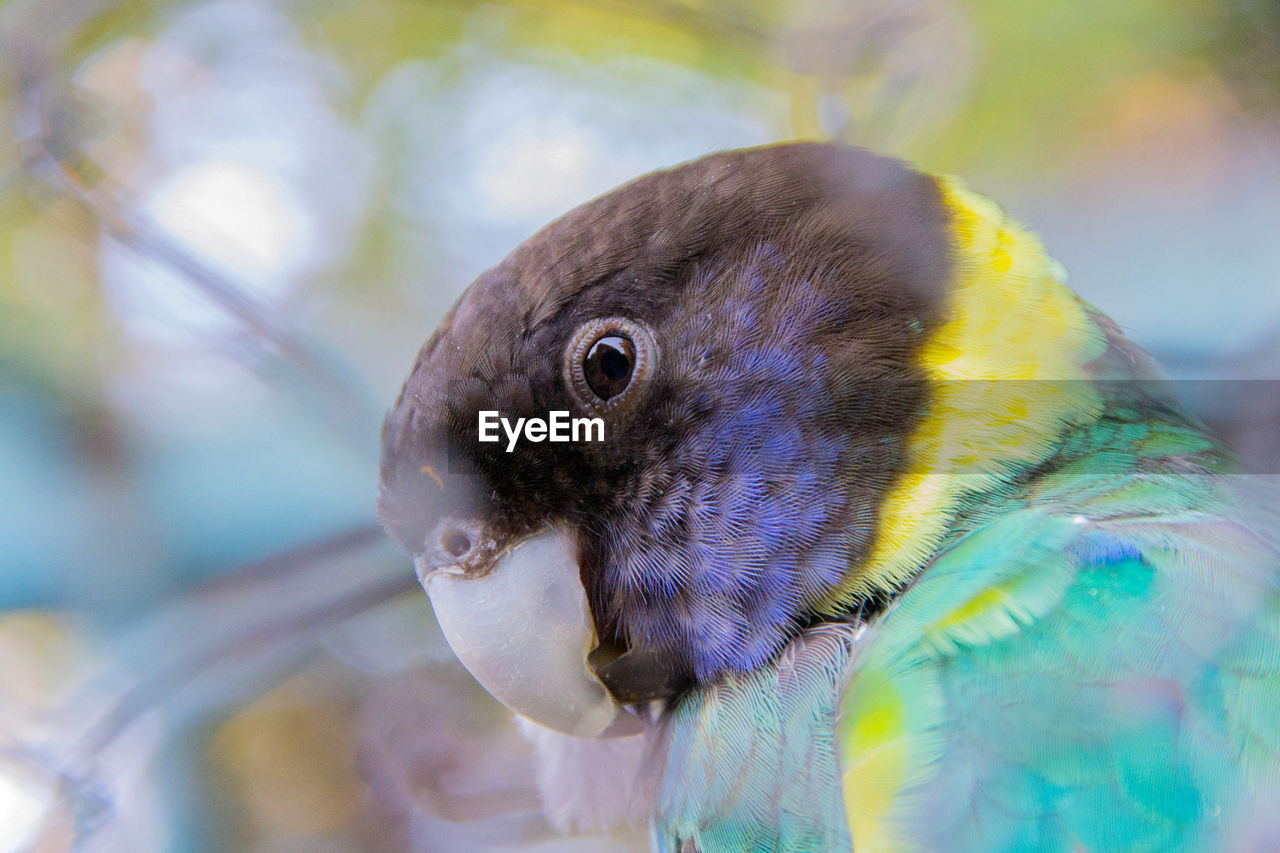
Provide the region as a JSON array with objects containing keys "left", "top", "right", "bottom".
[{"left": 376, "top": 142, "right": 1280, "bottom": 852}]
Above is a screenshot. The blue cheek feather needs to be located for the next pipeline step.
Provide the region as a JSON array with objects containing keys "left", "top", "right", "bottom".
[{"left": 608, "top": 331, "right": 862, "bottom": 681}]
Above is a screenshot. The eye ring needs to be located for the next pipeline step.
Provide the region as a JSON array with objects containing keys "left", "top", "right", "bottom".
[{"left": 564, "top": 317, "right": 657, "bottom": 417}]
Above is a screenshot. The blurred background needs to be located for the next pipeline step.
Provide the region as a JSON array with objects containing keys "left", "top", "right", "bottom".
[{"left": 1, "top": 0, "right": 1279, "bottom": 850}]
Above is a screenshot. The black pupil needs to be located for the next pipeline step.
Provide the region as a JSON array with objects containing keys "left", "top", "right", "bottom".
[{"left": 584, "top": 334, "right": 635, "bottom": 400}]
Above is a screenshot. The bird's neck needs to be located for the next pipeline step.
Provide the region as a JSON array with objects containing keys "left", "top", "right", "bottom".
[{"left": 821, "top": 179, "right": 1111, "bottom": 614}]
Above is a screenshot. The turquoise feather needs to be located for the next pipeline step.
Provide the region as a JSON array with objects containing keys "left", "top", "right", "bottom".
[
  {"left": 651, "top": 377, "right": 1280, "bottom": 852},
  {"left": 653, "top": 623, "right": 860, "bottom": 852}
]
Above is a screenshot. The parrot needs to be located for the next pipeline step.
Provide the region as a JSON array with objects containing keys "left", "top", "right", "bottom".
[{"left": 376, "top": 142, "right": 1280, "bottom": 852}]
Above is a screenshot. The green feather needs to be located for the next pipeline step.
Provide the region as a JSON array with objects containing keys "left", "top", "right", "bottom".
[{"left": 653, "top": 388, "right": 1280, "bottom": 853}]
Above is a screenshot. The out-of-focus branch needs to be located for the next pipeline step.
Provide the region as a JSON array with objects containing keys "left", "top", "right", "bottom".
[
  {"left": 10, "top": 523, "right": 419, "bottom": 848},
  {"left": 4, "top": 0, "right": 381, "bottom": 446},
  {"left": 14, "top": 87, "right": 378, "bottom": 447},
  {"left": 70, "top": 524, "right": 400, "bottom": 760}
]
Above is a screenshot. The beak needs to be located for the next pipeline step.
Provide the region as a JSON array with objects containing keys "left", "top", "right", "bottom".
[{"left": 418, "top": 526, "right": 644, "bottom": 738}]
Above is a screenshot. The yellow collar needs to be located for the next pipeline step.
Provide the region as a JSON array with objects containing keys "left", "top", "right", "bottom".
[{"left": 823, "top": 178, "right": 1108, "bottom": 612}]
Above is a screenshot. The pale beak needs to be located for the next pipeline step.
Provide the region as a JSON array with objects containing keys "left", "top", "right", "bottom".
[{"left": 418, "top": 527, "right": 643, "bottom": 739}]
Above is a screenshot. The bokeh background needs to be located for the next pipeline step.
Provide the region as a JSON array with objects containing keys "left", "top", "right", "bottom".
[{"left": 2, "top": 0, "right": 1279, "bottom": 850}]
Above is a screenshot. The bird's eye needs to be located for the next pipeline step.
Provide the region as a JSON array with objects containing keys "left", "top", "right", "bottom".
[
  {"left": 565, "top": 316, "right": 656, "bottom": 415},
  {"left": 583, "top": 334, "right": 634, "bottom": 400}
]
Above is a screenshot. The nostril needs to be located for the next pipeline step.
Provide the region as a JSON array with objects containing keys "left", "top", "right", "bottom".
[{"left": 441, "top": 528, "right": 472, "bottom": 559}]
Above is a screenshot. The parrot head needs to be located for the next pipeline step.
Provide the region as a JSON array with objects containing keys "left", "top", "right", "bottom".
[{"left": 378, "top": 143, "right": 957, "bottom": 737}]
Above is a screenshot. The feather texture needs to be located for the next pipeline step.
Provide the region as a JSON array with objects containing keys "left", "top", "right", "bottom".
[
  {"left": 655, "top": 396, "right": 1280, "bottom": 851},
  {"left": 654, "top": 623, "right": 865, "bottom": 852},
  {"left": 376, "top": 142, "right": 1280, "bottom": 852},
  {"left": 653, "top": 177, "right": 1280, "bottom": 853}
]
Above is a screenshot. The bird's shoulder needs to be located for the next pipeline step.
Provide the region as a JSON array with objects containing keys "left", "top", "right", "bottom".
[{"left": 836, "top": 436, "right": 1280, "bottom": 852}]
